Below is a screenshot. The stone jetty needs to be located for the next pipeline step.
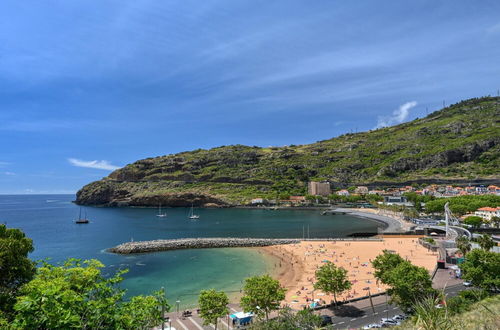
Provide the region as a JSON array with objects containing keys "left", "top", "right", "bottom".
[{"left": 108, "top": 237, "right": 301, "bottom": 254}]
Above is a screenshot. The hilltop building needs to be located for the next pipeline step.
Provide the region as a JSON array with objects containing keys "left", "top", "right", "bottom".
[{"left": 307, "top": 181, "right": 331, "bottom": 196}]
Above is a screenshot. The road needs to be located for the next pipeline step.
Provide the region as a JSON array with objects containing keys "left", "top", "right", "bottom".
[{"left": 321, "top": 283, "right": 466, "bottom": 329}]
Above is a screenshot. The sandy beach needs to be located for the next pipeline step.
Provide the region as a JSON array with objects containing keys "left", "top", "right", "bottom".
[{"left": 260, "top": 237, "right": 438, "bottom": 310}]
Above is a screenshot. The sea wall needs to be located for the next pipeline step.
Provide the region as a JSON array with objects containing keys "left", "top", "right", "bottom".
[{"left": 108, "top": 238, "right": 301, "bottom": 254}]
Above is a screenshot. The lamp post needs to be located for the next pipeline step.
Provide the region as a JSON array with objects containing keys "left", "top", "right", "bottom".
[
  {"left": 160, "top": 287, "right": 165, "bottom": 330},
  {"left": 176, "top": 300, "right": 180, "bottom": 317}
]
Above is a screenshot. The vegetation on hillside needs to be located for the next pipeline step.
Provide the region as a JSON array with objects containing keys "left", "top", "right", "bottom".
[
  {"left": 424, "top": 194, "right": 500, "bottom": 216},
  {"left": 76, "top": 96, "right": 500, "bottom": 206}
]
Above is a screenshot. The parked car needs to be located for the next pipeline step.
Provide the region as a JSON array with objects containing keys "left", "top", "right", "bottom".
[
  {"left": 320, "top": 315, "right": 332, "bottom": 326},
  {"left": 380, "top": 318, "right": 400, "bottom": 326},
  {"left": 463, "top": 281, "right": 472, "bottom": 287},
  {"left": 362, "top": 323, "right": 382, "bottom": 329},
  {"left": 392, "top": 314, "right": 406, "bottom": 321}
]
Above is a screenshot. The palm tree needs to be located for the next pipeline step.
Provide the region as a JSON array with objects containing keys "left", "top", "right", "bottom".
[
  {"left": 412, "top": 293, "right": 451, "bottom": 330},
  {"left": 455, "top": 236, "right": 471, "bottom": 256},
  {"left": 477, "top": 234, "right": 495, "bottom": 251}
]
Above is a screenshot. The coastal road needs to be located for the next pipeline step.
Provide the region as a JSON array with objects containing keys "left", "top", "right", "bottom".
[{"left": 322, "top": 283, "right": 467, "bottom": 329}]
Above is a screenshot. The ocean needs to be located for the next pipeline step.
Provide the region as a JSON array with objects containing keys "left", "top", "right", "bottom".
[{"left": 0, "top": 194, "right": 381, "bottom": 307}]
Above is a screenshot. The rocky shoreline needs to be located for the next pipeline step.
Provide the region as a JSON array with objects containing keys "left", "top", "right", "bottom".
[{"left": 108, "top": 237, "right": 301, "bottom": 254}]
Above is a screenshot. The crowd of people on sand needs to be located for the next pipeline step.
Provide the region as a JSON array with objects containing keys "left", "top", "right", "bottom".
[{"left": 265, "top": 238, "right": 438, "bottom": 310}]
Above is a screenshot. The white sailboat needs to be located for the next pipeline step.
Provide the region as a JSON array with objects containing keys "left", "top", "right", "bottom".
[
  {"left": 188, "top": 204, "right": 200, "bottom": 219},
  {"left": 156, "top": 204, "right": 167, "bottom": 217}
]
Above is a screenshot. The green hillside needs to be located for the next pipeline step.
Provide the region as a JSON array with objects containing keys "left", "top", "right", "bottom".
[{"left": 76, "top": 96, "right": 500, "bottom": 206}]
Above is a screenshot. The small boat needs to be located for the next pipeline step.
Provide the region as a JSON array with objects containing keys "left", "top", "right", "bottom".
[
  {"left": 156, "top": 204, "right": 167, "bottom": 217},
  {"left": 75, "top": 208, "right": 89, "bottom": 224},
  {"left": 188, "top": 204, "right": 200, "bottom": 219}
]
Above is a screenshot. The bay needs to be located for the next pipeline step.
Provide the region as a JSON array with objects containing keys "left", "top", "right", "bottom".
[{"left": 0, "top": 194, "right": 381, "bottom": 307}]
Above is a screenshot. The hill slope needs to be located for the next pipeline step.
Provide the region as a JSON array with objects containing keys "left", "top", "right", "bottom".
[{"left": 76, "top": 96, "right": 500, "bottom": 206}]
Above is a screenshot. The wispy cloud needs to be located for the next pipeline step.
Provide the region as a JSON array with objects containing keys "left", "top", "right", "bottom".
[
  {"left": 3, "top": 171, "right": 16, "bottom": 176},
  {"left": 0, "top": 161, "right": 10, "bottom": 167},
  {"left": 375, "top": 101, "right": 417, "bottom": 128},
  {"left": 68, "top": 158, "right": 121, "bottom": 170}
]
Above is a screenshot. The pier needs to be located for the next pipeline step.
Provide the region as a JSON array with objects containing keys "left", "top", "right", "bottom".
[{"left": 108, "top": 237, "right": 301, "bottom": 254}]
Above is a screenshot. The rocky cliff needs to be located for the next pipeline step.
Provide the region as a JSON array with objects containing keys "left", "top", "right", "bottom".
[{"left": 76, "top": 96, "right": 500, "bottom": 206}]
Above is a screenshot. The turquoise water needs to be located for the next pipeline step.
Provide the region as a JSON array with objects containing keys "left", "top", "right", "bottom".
[{"left": 0, "top": 194, "right": 381, "bottom": 307}]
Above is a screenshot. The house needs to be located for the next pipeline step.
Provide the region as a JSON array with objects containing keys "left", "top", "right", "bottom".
[
  {"left": 354, "top": 186, "right": 369, "bottom": 194},
  {"left": 251, "top": 198, "right": 266, "bottom": 205},
  {"left": 475, "top": 186, "right": 488, "bottom": 194},
  {"left": 337, "top": 189, "right": 350, "bottom": 196},
  {"left": 475, "top": 207, "right": 500, "bottom": 220},
  {"left": 307, "top": 181, "right": 331, "bottom": 196},
  {"left": 383, "top": 196, "right": 411, "bottom": 206},
  {"left": 487, "top": 185, "right": 500, "bottom": 195}
]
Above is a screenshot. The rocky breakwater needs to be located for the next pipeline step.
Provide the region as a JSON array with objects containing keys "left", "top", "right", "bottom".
[{"left": 108, "top": 237, "right": 301, "bottom": 254}]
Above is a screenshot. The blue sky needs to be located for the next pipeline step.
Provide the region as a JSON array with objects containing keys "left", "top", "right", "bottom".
[{"left": 1, "top": 1, "right": 499, "bottom": 194}]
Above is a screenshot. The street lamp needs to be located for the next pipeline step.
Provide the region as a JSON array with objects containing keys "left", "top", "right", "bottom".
[{"left": 176, "top": 300, "right": 180, "bottom": 317}]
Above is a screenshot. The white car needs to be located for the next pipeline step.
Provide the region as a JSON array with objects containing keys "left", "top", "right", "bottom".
[
  {"left": 463, "top": 281, "right": 472, "bottom": 287},
  {"left": 392, "top": 314, "right": 406, "bottom": 321},
  {"left": 380, "top": 318, "right": 400, "bottom": 326},
  {"left": 362, "top": 324, "right": 382, "bottom": 329}
]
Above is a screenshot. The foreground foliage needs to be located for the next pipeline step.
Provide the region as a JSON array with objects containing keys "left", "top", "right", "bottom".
[
  {"left": 248, "top": 307, "right": 321, "bottom": 330},
  {"left": 10, "top": 259, "right": 169, "bottom": 329},
  {"left": 0, "top": 224, "right": 36, "bottom": 319}
]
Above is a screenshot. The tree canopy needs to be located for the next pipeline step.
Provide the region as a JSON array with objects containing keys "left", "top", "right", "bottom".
[
  {"left": 313, "top": 262, "right": 351, "bottom": 305},
  {"left": 372, "top": 251, "right": 436, "bottom": 312},
  {"left": 198, "top": 289, "right": 229, "bottom": 330},
  {"left": 240, "top": 275, "right": 286, "bottom": 321},
  {"left": 460, "top": 249, "right": 500, "bottom": 291},
  {"left": 0, "top": 224, "right": 36, "bottom": 317},
  {"left": 463, "top": 216, "right": 483, "bottom": 228},
  {"left": 371, "top": 250, "right": 406, "bottom": 284}
]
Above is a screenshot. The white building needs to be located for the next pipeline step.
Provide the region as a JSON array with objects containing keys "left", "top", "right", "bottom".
[{"left": 474, "top": 207, "right": 500, "bottom": 220}]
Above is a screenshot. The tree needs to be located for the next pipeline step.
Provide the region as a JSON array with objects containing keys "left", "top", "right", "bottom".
[
  {"left": 460, "top": 249, "right": 500, "bottom": 291},
  {"left": 11, "top": 258, "right": 169, "bottom": 329},
  {"left": 383, "top": 261, "right": 437, "bottom": 312},
  {"left": 313, "top": 262, "right": 351, "bottom": 306},
  {"left": 463, "top": 216, "right": 483, "bottom": 228},
  {"left": 371, "top": 250, "right": 405, "bottom": 285},
  {"left": 477, "top": 234, "right": 495, "bottom": 251},
  {"left": 240, "top": 275, "right": 286, "bottom": 321},
  {"left": 198, "top": 289, "right": 229, "bottom": 330},
  {"left": 0, "top": 224, "right": 36, "bottom": 318},
  {"left": 491, "top": 216, "right": 500, "bottom": 228},
  {"left": 248, "top": 307, "right": 321, "bottom": 330},
  {"left": 455, "top": 236, "right": 472, "bottom": 256}
]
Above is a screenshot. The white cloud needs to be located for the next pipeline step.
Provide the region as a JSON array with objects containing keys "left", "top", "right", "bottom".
[
  {"left": 68, "top": 158, "right": 121, "bottom": 171},
  {"left": 375, "top": 101, "right": 417, "bottom": 128},
  {"left": 0, "top": 161, "right": 10, "bottom": 167},
  {"left": 3, "top": 171, "right": 15, "bottom": 176}
]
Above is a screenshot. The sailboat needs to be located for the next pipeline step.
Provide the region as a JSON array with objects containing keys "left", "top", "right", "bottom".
[
  {"left": 75, "top": 208, "right": 89, "bottom": 224},
  {"left": 188, "top": 204, "right": 200, "bottom": 219},
  {"left": 156, "top": 204, "right": 167, "bottom": 217}
]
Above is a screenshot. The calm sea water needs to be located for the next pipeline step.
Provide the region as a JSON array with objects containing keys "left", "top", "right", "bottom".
[{"left": 0, "top": 194, "right": 381, "bottom": 307}]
